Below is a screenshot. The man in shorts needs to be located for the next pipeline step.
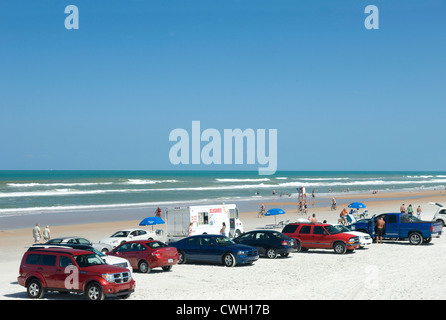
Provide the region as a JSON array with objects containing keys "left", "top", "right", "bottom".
[
  {"left": 32, "top": 223, "right": 41, "bottom": 244},
  {"left": 375, "top": 217, "right": 385, "bottom": 244}
]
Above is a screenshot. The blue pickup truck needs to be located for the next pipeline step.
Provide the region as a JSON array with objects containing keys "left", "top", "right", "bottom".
[{"left": 350, "top": 213, "right": 442, "bottom": 245}]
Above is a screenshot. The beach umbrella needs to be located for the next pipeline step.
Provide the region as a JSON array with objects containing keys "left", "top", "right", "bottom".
[
  {"left": 139, "top": 216, "right": 165, "bottom": 229},
  {"left": 265, "top": 208, "right": 286, "bottom": 224},
  {"left": 348, "top": 202, "right": 366, "bottom": 209}
]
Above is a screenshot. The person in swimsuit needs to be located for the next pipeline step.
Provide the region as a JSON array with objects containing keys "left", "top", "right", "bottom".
[{"left": 375, "top": 217, "right": 385, "bottom": 244}]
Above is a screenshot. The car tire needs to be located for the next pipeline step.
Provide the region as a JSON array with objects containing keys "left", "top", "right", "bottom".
[
  {"left": 178, "top": 251, "right": 186, "bottom": 264},
  {"left": 85, "top": 282, "right": 105, "bottom": 301},
  {"left": 138, "top": 260, "right": 151, "bottom": 273},
  {"left": 266, "top": 248, "right": 277, "bottom": 259},
  {"left": 223, "top": 253, "right": 236, "bottom": 267},
  {"left": 162, "top": 265, "right": 172, "bottom": 271},
  {"left": 333, "top": 242, "right": 347, "bottom": 254},
  {"left": 295, "top": 240, "right": 302, "bottom": 252},
  {"left": 281, "top": 253, "right": 290, "bottom": 257},
  {"left": 409, "top": 232, "right": 423, "bottom": 245},
  {"left": 101, "top": 248, "right": 109, "bottom": 253},
  {"left": 27, "top": 279, "right": 44, "bottom": 299}
]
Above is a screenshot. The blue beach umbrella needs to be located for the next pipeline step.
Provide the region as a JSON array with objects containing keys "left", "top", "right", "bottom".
[
  {"left": 139, "top": 216, "right": 165, "bottom": 227},
  {"left": 348, "top": 202, "right": 366, "bottom": 209},
  {"left": 265, "top": 208, "right": 286, "bottom": 224}
]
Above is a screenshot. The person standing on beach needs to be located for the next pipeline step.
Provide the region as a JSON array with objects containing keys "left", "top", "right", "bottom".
[
  {"left": 400, "top": 204, "right": 406, "bottom": 213},
  {"left": 375, "top": 217, "right": 385, "bottom": 244},
  {"left": 258, "top": 204, "right": 265, "bottom": 218},
  {"left": 43, "top": 225, "right": 51, "bottom": 242},
  {"left": 340, "top": 208, "right": 348, "bottom": 225},
  {"left": 32, "top": 224, "right": 41, "bottom": 244},
  {"left": 155, "top": 207, "right": 162, "bottom": 218},
  {"left": 417, "top": 205, "right": 422, "bottom": 219},
  {"left": 407, "top": 204, "right": 413, "bottom": 216},
  {"left": 220, "top": 222, "right": 226, "bottom": 237}
]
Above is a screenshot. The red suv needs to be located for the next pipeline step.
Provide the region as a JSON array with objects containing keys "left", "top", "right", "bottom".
[
  {"left": 107, "top": 240, "right": 179, "bottom": 273},
  {"left": 18, "top": 247, "right": 135, "bottom": 300},
  {"left": 282, "top": 223, "right": 360, "bottom": 254}
]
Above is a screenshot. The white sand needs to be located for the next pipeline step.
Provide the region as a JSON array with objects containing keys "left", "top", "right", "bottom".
[{"left": 1, "top": 190, "right": 446, "bottom": 300}]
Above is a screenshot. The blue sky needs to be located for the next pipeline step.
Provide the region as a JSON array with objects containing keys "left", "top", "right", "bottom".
[{"left": 0, "top": 0, "right": 445, "bottom": 171}]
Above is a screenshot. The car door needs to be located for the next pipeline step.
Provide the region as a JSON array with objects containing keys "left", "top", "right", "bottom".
[
  {"left": 297, "top": 225, "right": 313, "bottom": 247},
  {"left": 199, "top": 236, "right": 220, "bottom": 263},
  {"left": 136, "top": 230, "right": 148, "bottom": 241},
  {"left": 183, "top": 237, "right": 201, "bottom": 261},
  {"left": 254, "top": 232, "right": 270, "bottom": 256},
  {"left": 312, "top": 226, "right": 331, "bottom": 248},
  {"left": 113, "top": 243, "right": 135, "bottom": 267},
  {"left": 54, "top": 254, "right": 78, "bottom": 290},
  {"left": 384, "top": 214, "right": 399, "bottom": 238}
]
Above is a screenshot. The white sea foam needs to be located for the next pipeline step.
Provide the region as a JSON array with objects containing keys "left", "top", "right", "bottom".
[{"left": 215, "top": 178, "right": 270, "bottom": 182}]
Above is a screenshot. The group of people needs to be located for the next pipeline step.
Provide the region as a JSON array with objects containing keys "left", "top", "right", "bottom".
[
  {"left": 400, "top": 203, "right": 422, "bottom": 219},
  {"left": 32, "top": 223, "right": 51, "bottom": 244}
]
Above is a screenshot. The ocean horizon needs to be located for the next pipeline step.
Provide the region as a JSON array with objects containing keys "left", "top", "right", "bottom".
[{"left": 1, "top": 170, "right": 446, "bottom": 218}]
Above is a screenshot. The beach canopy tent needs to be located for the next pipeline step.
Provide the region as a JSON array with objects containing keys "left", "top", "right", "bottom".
[
  {"left": 139, "top": 216, "right": 165, "bottom": 228},
  {"left": 348, "top": 202, "right": 366, "bottom": 209},
  {"left": 265, "top": 208, "right": 286, "bottom": 224}
]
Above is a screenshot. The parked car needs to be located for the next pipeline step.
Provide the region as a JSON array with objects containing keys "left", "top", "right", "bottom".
[
  {"left": 45, "top": 236, "right": 113, "bottom": 253},
  {"left": 350, "top": 212, "right": 443, "bottom": 245},
  {"left": 233, "top": 230, "right": 296, "bottom": 258},
  {"left": 98, "top": 228, "right": 161, "bottom": 249},
  {"left": 107, "top": 240, "right": 178, "bottom": 273},
  {"left": 18, "top": 247, "right": 135, "bottom": 300},
  {"left": 282, "top": 222, "right": 360, "bottom": 254},
  {"left": 431, "top": 202, "right": 446, "bottom": 227},
  {"left": 330, "top": 224, "right": 372, "bottom": 247},
  {"left": 33, "top": 243, "right": 132, "bottom": 274},
  {"left": 169, "top": 235, "right": 259, "bottom": 267}
]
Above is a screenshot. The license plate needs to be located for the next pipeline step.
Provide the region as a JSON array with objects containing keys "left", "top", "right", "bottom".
[{"left": 168, "top": 259, "right": 173, "bottom": 263}]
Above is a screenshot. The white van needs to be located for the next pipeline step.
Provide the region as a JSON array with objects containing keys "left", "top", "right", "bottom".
[{"left": 165, "top": 204, "right": 244, "bottom": 242}]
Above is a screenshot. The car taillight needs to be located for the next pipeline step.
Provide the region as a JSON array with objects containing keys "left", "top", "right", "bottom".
[
  {"left": 431, "top": 225, "right": 433, "bottom": 232},
  {"left": 152, "top": 250, "right": 161, "bottom": 257}
]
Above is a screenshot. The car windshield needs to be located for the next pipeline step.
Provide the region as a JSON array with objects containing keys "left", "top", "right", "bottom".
[
  {"left": 324, "top": 225, "right": 342, "bottom": 235},
  {"left": 111, "top": 231, "right": 129, "bottom": 238},
  {"left": 270, "top": 231, "right": 288, "bottom": 239},
  {"left": 332, "top": 225, "right": 350, "bottom": 233},
  {"left": 74, "top": 253, "right": 106, "bottom": 267},
  {"left": 214, "top": 236, "right": 236, "bottom": 246}
]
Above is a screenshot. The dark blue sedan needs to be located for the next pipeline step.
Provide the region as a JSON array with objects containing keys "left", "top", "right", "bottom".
[{"left": 169, "top": 235, "right": 259, "bottom": 267}]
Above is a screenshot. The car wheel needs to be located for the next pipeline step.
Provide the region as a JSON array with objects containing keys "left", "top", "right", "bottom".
[
  {"left": 85, "top": 282, "right": 105, "bottom": 301},
  {"left": 27, "top": 279, "right": 44, "bottom": 299},
  {"left": 409, "top": 232, "right": 423, "bottom": 245},
  {"left": 295, "top": 240, "right": 302, "bottom": 252},
  {"left": 223, "top": 253, "right": 236, "bottom": 267},
  {"left": 162, "top": 265, "right": 172, "bottom": 271},
  {"left": 101, "top": 248, "right": 109, "bottom": 253},
  {"left": 138, "top": 260, "right": 151, "bottom": 273},
  {"left": 178, "top": 251, "right": 186, "bottom": 264},
  {"left": 266, "top": 248, "right": 277, "bottom": 259},
  {"left": 333, "top": 242, "right": 347, "bottom": 254}
]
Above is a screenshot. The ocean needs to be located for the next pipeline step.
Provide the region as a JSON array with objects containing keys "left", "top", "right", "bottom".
[{"left": 1, "top": 170, "right": 446, "bottom": 218}]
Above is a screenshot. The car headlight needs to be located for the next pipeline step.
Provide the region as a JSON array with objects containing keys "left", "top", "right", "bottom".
[
  {"left": 102, "top": 273, "right": 115, "bottom": 283},
  {"left": 237, "top": 250, "right": 246, "bottom": 256}
]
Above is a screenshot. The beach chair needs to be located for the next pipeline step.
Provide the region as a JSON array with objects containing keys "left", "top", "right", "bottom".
[
  {"left": 264, "top": 220, "right": 285, "bottom": 229},
  {"left": 346, "top": 214, "right": 357, "bottom": 226}
]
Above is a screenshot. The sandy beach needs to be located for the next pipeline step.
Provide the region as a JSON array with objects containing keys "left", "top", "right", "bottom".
[{"left": 1, "top": 189, "right": 446, "bottom": 300}]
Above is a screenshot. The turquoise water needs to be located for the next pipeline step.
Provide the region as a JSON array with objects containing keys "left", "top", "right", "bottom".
[{"left": 1, "top": 170, "right": 446, "bottom": 216}]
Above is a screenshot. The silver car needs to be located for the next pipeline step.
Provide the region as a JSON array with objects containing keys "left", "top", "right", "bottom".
[{"left": 44, "top": 236, "right": 113, "bottom": 253}]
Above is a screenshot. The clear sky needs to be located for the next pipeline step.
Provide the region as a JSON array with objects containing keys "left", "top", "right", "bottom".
[{"left": 0, "top": 0, "right": 445, "bottom": 171}]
